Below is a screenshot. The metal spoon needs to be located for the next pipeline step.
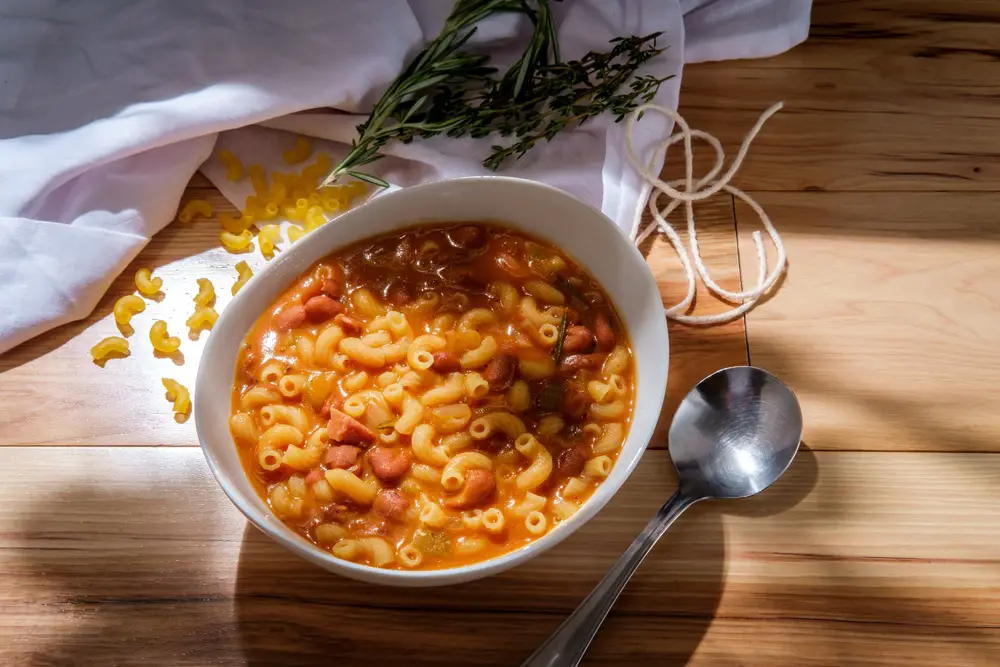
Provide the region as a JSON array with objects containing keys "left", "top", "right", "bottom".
[{"left": 523, "top": 366, "right": 803, "bottom": 667}]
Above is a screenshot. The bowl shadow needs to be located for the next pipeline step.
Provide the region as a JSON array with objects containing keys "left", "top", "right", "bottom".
[{"left": 234, "top": 453, "right": 727, "bottom": 666}]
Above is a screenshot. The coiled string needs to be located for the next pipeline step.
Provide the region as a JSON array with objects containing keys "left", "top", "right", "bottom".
[{"left": 625, "top": 102, "right": 787, "bottom": 324}]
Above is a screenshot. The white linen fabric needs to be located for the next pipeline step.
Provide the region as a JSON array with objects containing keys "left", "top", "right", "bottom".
[{"left": 0, "top": 0, "right": 811, "bottom": 354}]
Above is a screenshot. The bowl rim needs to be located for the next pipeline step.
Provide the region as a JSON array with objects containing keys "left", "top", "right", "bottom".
[{"left": 195, "top": 175, "right": 668, "bottom": 585}]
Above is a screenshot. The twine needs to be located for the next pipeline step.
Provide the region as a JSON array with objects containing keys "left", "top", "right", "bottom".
[{"left": 625, "top": 102, "right": 787, "bottom": 324}]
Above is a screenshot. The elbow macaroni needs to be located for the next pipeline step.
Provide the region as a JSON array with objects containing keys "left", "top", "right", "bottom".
[
  {"left": 134, "top": 268, "right": 162, "bottom": 296},
  {"left": 178, "top": 199, "right": 213, "bottom": 223},
  {"left": 469, "top": 412, "right": 526, "bottom": 440},
  {"left": 325, "top": 469, "right": 377, "bottom": 505},
  {"left": 113, "top": 295, "right": 145, "bottom": 336},
  {"left": 219, "top": 149, "right": 244, "bottom": 181},
  {"left": 514, "top": 434, "right": 553, "bottom": 492},
  {"left": 339, "top": 337, "right": 385, "bottom": 368},
  {"left": 193, "top": 278, "right": 215, "bottom": 307},
  {"left": 162, "top": 378, "right": 191, "bottom": 417},
  {"left": 186, "top": 307, "right": 219, "bottom": 334},
  {"left": 232, "top": 261, "right": 253, "bottom": 295},
  {"left": 228, "top": 223, "right": 635, "bottom": 571},
  {"left": 221, "top": 229, "right": 254, "bottom": 253},
  {"left": 283, "top": 136, "right": 312, "bottom": 165},
  {"left": 259, "top": 224, "right": 281, "bottom": 259},
  {"left": 460, "top": 335, "right": 497, "bottom": 369},
  {"left": 149, "top": 320, "right": 181, "bottom": 354}
]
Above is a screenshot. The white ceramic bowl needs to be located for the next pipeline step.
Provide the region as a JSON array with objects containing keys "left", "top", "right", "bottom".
[{"left": 195, "top": 176, "right": 668, "bottom": 586}]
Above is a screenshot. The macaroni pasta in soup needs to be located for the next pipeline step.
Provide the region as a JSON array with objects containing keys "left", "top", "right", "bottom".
[{"left": 230, "top": 223, "right": 634, "bottom": 570}]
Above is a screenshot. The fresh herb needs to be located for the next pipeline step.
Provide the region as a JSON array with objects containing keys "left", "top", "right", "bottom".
[
  {"left": 552, "top": 312, "right": 568, "bottom": 363},
  {"left": 536, "top": 381, "right": 563, "bottom": 412},
  {"left": 375, "top": 422, "right": 395, "bottom": 432},
  {"left": 322, "top": 0, "right": 669, "bottom": 188}
]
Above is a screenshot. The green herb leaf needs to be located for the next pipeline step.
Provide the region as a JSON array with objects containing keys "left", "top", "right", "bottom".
[
  {"left": 344, "top": 171, "right": 390, "bottom": 189},
  {"left": 552, "top": 312, "right": 568, "bottom": 364},
  {"left": 320, "top": 0, "right": 668, "bottom": 186}
]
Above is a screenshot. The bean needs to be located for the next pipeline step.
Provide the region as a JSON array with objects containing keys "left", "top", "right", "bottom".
[
  {"left": 559, "top": 353, "right": 606, "bottom": 373},
  {"left": 561, "top": 325, "right": 594, "bottom": 354},
  {"left": 325, "top": 444, "right": 361, "bottom": 468},
  {"left": 483, "top": 353, "right": 518, "bottom": 390},
  {"left": 444, "top": 469, "right": 496, "bottom": 509},
  {"left": 321, "top": 277, "right": 343, "bottom": 298},
  {"left": 495, "top": 253, "right": 529, "bottom": 279},
  {"left": 368, "top": 447, "right": 413, "bottom": 482},
  {"left": 304, "top": 295, "right": 344, "bottom": 322},
  {"left": 431, "top": 351, "right": 461, "bottom": 373},
  {"left": 335, "top": 314, "right": 364, "bottom": 335},
  {"left": 561, "top": 384, "right": 589, "bottom": 421},
  {"left": 447, "top": 225, "right": 487, "bottom": 249},
  {"left": 594, "top": 313, "right": 615, "bottom": 351},
  {"left": 386, "top": 281, "right": 414, "bottom": 307},
  {"left": 274, "top": 304, "right": 306, "bottom": 331},
  {"left": 556, "top": 445, "right": 588, "bottom": 478},
  {"left": 327, "top": 408, "right": 376, "bottom": 444},
  {"left": 373, "top": 489, "right": 410, "bottom": 521}
]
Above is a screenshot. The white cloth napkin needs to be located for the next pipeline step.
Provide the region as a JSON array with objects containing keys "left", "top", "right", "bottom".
[{"left": 0, "top": 0, "right": 810, "bottom": 355}]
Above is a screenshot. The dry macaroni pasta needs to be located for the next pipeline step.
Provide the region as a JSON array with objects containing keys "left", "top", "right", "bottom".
[
  {"left": 232, "top": 261, "right": 253, "bottom": 295},
  {"left": 178, "top": 199, "right": 213, "bottom": 223},
  {"left": 149, "top": 320, "right": 180, "bottom": 354},
  {"left": 134, "top": 268, "right": 162, "bottom": 296},
  {"left": 113, "top": 295, "right": 145, "bottom": 336},
  {"left": 162, "top": 378, "right": 191, "bottom": 420},
  {"left": 90, "top": 336, "right": 130, "bottom": 362}
]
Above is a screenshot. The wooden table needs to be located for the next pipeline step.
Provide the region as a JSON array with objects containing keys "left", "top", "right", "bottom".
[{"left": 3, "top": 1, "right": 999, "bottom": 664}]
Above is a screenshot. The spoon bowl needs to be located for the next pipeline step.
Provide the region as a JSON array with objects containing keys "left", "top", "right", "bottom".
[
  {"left": 671, "top": 366, "right": 803, "bottom": 500},
  {"left": 523, "top": 366, "right": 803, "bottom": 667}
]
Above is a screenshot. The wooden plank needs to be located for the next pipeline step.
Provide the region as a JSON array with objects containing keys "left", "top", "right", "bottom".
[
  {"left": 644, "top": 194, "right": 749, "bottom": 446},
  {"left": 681, "top": 0, "right": 1000, "bottom": 121},
  {"left": 735, "top": 192, "right": 1000, "bottom": 452},
  {"left": 663, "top": 0, "right": 1000, "bottom": 192},
  {"left": 660, "top": 105, "right": 1000, "bottom": 193},
  {"left": 1, "top": 447, "right": 997, "bottom": 665},
  {"left": 0, "top": 183, "right": 745, "bottom": 449}
]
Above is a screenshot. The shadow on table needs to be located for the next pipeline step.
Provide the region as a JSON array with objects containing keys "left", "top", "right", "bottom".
[
  {"left": 9, "top": 462, "right": 244, "bottom": 665},
  {"left": 4, "top": 441, "right": 890, "bottom": 667},
  {"left": 233, "top": 458, "right": 726, "bottom": 667}
]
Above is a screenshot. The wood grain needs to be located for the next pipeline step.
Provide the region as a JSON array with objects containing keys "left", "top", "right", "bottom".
[
  {"left": 682, "top": 1, "right": 1000, "bottom": 121},
  {"left": 644, "top": 194, "right": 749, "bottom": 443},
  {"left": 5, "top": 0, "right": 1000, "bottom": 664},
  {"left": 1, "top": 446, "right": 997, "bottom": 666},
  {"left": 733, "top": 192, "right": 1000, "bottom": 453},
  {"left": 664, "top": 0, "right": 1000, "bottom": 193}
]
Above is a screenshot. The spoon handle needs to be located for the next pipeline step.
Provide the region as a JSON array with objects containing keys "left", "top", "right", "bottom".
[{"left": 521, "top": 491, "right": 698, "bottom": 667}]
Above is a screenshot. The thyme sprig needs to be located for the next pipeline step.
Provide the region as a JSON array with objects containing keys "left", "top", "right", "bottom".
[{"left": 322, "top": 0, "right": 669, "bottom": 188}]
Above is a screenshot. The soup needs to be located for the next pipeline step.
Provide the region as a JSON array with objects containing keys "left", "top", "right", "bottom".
[{"left": 230, "top": 223, "right": 634, "bottom": 570}]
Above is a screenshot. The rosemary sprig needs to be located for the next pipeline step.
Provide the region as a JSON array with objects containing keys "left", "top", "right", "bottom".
[
  {"left": 322, "top": 0, "right": 669, "bottom": 188},
  {"left": 478, "top": 35, "right": 669, "bottom": 170},
  {"left": 552, "top": 312, "right": 568, "bottom": 364}
]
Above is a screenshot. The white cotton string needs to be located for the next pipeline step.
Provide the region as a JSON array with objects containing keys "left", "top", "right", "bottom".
[{"left": 624, "top": 102, "right": 787, "bottom": 325}]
